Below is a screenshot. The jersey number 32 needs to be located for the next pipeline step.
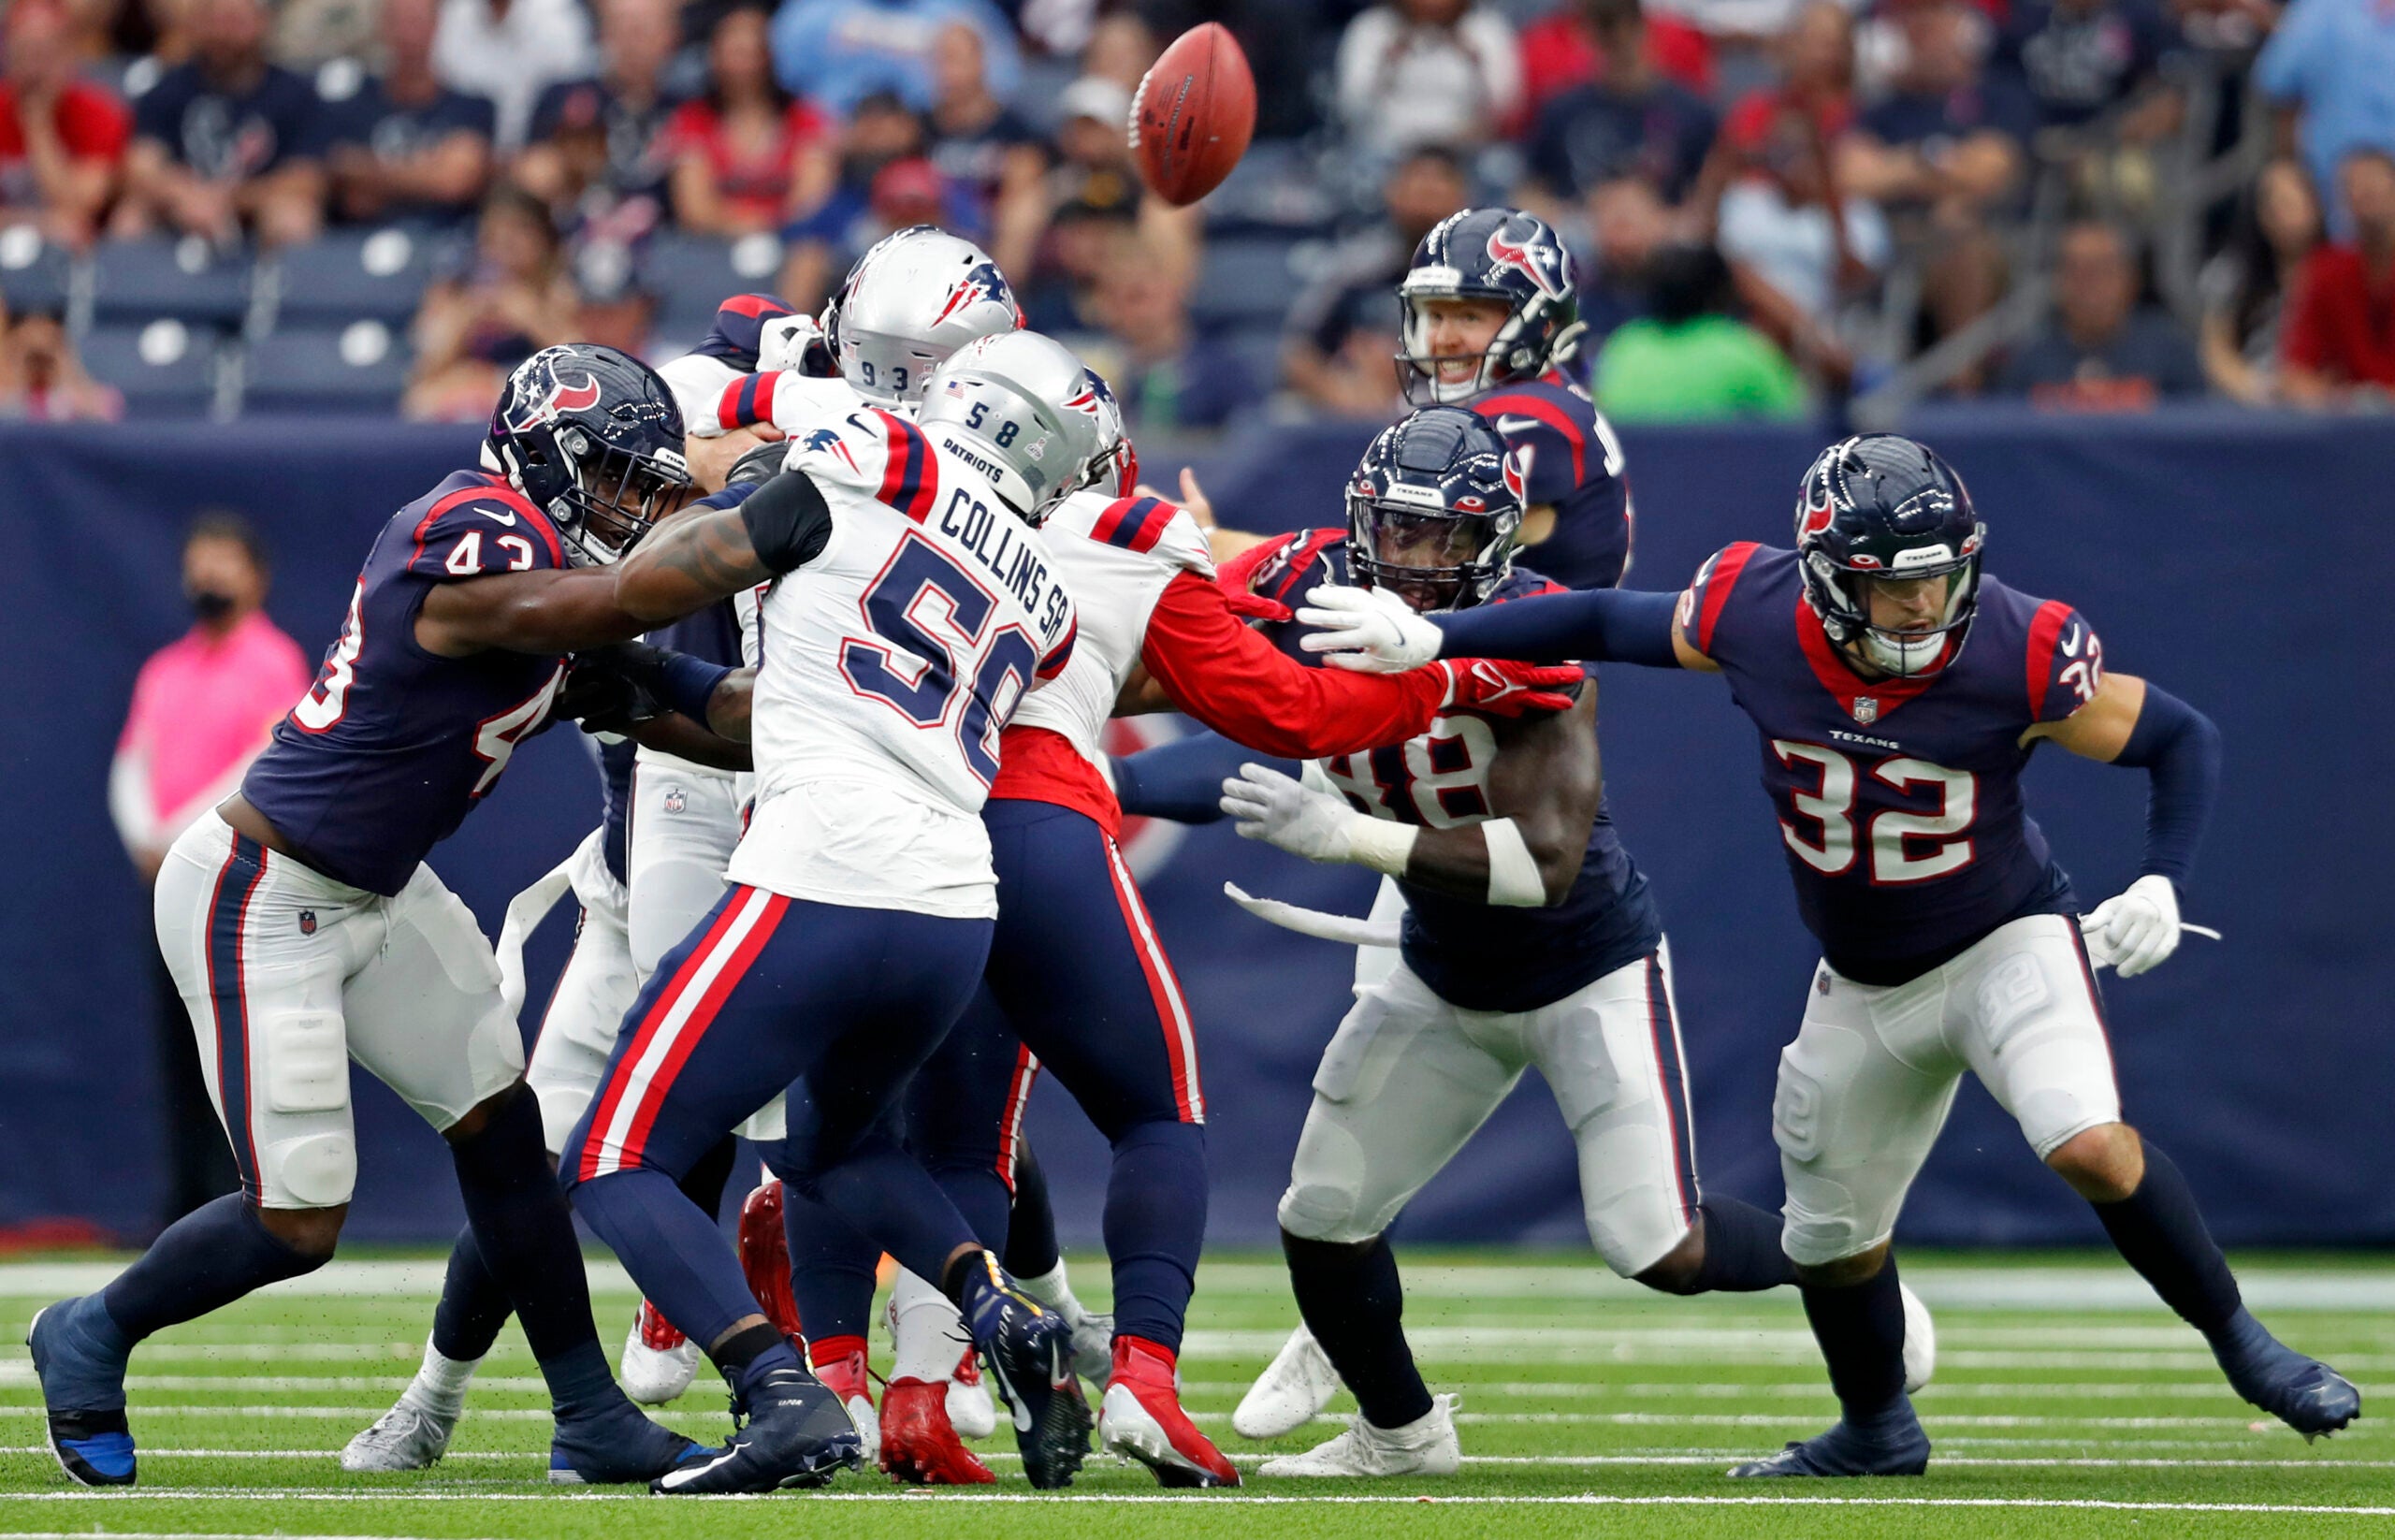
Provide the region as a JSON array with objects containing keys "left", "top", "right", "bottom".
[{"left": 1772, "top": 741, "right": 1976, "bottom": 884}]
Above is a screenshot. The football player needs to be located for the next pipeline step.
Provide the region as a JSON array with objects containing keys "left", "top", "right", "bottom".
[
  {"left": 28, "top": 345, "right": 708, "bottom": 1489},
  {"left": 556, "top": 330, "right": 1098, "bottom": 1494},
  {"left": 1110, "top": 408, "right": 1914, "bottom": 1479},
  {"left": 1299, "top": 432, "right": 2362, "bottom": 1475}
]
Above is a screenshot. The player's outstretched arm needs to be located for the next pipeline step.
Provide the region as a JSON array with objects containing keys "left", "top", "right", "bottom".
[
  {"left": 1136, "top": 572, "right": 1582, "bottom": 757},
  {"left": 612, "top": 470, "right": 835, "bottom": 624},
  {"left": 1295, "top": 583, "right": 1707, "bottom": 673},
  {"left": 416, "top": 567, "right": 659, "bottom": 657},
  {"left": 1221, "top": 691, "right": 1601, "bottom": 908}
]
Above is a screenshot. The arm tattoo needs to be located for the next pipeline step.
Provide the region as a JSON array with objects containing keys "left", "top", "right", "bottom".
[{"left": 615, "top": 507, "right": 775, "bottom": 622}]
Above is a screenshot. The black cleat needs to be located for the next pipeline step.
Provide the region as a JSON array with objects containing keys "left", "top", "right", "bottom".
[
  {"left": 2214, "top": 1309, "right": 2363, "bottom": 1442},
  {"left": 962, "top": 1254, "right": 1092, "bottom": 1489},
  {"left": 652, "top": 1363, "right": 864, "bottom": 1494},
  {"left": 28, "top": 1301, "right": 136, "bottom": 1488},
  {"left": 1728, "top": 1402, "right": 1930, "bottom": 1478}
]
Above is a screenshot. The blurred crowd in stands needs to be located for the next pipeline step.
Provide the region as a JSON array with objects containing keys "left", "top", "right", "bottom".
[{"left": 0, "top": 0, "right": 2387, "bottom": 425}]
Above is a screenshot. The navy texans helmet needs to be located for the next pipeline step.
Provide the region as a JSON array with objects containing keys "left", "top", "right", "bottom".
[
  {"left": 1793, "top": 434, "right": 1985, "bottom": 677},
  {"left": 1397, "top": 207, "right": 1585, "bottom": 405},
  {"left": 1346, "top": 405, "right": 1529, "bottom": 613},
  {"left": 487, "top": 343, "right": 690, "bottom": 566}
]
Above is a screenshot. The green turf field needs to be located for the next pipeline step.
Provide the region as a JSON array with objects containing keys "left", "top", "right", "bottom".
[{"left": 0, "top": 1249, "right": 2385, "bottom": 1537}]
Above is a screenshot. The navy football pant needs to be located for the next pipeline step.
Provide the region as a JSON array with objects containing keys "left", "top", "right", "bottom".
[
  {"left": 783, "top": 799, "right": 1209, "bottom": 1351},
  {"left": 562, "top": 885, "right": 991, "bottom": 1352}
]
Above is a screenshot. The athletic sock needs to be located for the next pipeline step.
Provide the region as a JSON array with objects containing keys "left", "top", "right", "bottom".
[
  {"left": 446, "top": 1090, "right": 621, "bottom": 1422},
  {"left": 98, "top": 1194, "right": 323, "bottom": 1347},
  {"left": 573, "top": 1165, "right": 775, "bottom": 1358},
  {"left": 1282, "top": 1229, "right": 1431, "bottom": 1431},
  {"left": 711, "top": 1321, "right": 804, "bottom": 1402},
  {"left": 781, "top": 1185, "right": 882, "bottom": 1345},
  {"left": 1100, "top": 1121, "right": 1207, "bottom": 1352},
  {"left": 428, "top": 1225, "right": 510, "bottom": 1365},
  {"left": 888, "top": 1268, "right": 971, "bottom": 1382},
  {"left": 1014, "top": 1260, "right": 1085, "bottom": 1325},
  {"left": 679, "top": 1135, "right": 738, "bottom": 1219},
  {"left": 1003, "top": 1142, "right": 1063, "bottom": 1279},
  {"left": 401, "top": 1335, "right": 480, "bottom": 1422},
  {"left": 1799, "top": 1256, "right": 1909, "bottom": 1424},
  {"left": 1688, "top": 1196, "right": 1797, "bottom": 1293},
  {"left": 2091, "top": 1142, "right": 2242, "bottom": 1337}
]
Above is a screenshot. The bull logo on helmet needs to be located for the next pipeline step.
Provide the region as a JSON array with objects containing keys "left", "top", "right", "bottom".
[
  {"left": 1796, "top": 479, "right": 1836, "bottom": 541},
  {"left": 932, "top": 261, "right": 1021, "bottom": 328},
  {"left": 1485, "top": 225, "right": 1572, "bottom": 302},
  {"left": 1501, "top": 445, "right": 1531, "bottom": 503},
  {"left": 506, "top": 369, "right": 602, "bottom": 433}
]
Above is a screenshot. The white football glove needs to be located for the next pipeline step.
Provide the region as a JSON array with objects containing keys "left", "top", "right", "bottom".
[
  {"left": 757, "top": 312, "right": 825, "bottom": 374},
  {"left": 1220, "top": 763, "right": 1419, "bottom": 876},
  {"left": 1295, "top": 585, "right": 1444, "bottom": 673},
  {"left": 2080, "top": 874, "right": 2181, "bottom": 978}
]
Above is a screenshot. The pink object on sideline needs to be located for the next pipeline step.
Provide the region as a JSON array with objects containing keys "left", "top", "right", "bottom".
[{"left": 117, "top": 610, "right": 312, "bottom": 836}]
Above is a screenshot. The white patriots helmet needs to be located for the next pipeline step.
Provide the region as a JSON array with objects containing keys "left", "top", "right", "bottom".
[
  {"left": 821, "top": 225, "right": 1024, "bottom": 406},
  {"left": 918, "top": 330, "right": 1109, "bottom": 526}
]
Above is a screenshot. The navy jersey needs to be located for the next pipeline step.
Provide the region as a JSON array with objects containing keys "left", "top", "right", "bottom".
[
  {"left": 1241, "top": 531, "right": 1663, "bottom": 1012},
  {"left": 1469, "top": 370, "right": 1633, "bottom": 591},
  {"left": 1680, "top": 543, "right": 2102, "bottom": 983},
  {"left": 599, "top": 735, "right": 636, "bottom": 885},
  {"left": 242, "top": 471, "right": 571, "bottom": 896}
]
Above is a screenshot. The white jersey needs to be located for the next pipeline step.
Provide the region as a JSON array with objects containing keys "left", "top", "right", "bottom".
[
  {"left": 1009, "top": 488, "right": 1212, "bottom": 768},
  {"left": 726, "top": 407, "right": 1078, "bottom": 919}
]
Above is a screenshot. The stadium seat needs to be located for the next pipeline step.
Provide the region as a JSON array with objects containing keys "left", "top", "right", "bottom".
[
  {"left": 90, "top": 236, "right": 253, "bottom": 329},
  {"left": 79, "top": 320, "right": 224, "bottom": 417},
  {"left": 265, "top": 228, "right": 449, "bottom": 329},
  {"left": 1190, "top": 238, "right": 1300, "bottom": 330},
  {"left": 0, "top": 225, "right": 74, "bottom": 317},
  {"left": 639, "top": 231, "right": 785, "bottom": 335},
  {"left": 241, "top": 322, "right": 412, "bottom": 414}
]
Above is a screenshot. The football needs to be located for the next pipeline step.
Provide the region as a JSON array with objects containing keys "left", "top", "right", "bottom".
[{"left": 1129, "top": 22, "right": 1256, "bottom": 208}]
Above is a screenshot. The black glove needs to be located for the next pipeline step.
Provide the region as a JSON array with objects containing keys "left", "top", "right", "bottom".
[
  {"left": 727, "top": 440, "right": 791, "bottom": 488},
  {"left": 546, "top": 650, "right": 664, "bottom": 737}
]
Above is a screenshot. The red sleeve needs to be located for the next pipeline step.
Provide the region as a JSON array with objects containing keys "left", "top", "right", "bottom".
[
  {"left": 2280, "top": 250, "right": 2344, "bottom": 373},
  {"left": 1140, "top": 571, "right": 1448, "bottom": 758},
  {"left": 63, "top": 85, "right": 131, "bottom": 161}
]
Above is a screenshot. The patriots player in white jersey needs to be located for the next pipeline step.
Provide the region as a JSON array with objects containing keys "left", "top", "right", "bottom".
[{"left": 557, "top": 330, "right": 1099, "bottom": 1494}]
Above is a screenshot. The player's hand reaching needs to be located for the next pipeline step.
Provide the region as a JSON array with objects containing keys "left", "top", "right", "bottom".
[
  {"left": 1297, "top": 585, "right": 1444, "bottom": 672},
  {"left": 2081, "top": 874, "right": 2181, "bottom": 977},
  {"left": 1438, "top": 659, "right": 1584, "bottom": 718},
  {"left": 1221, "top": 763, "right": 1365, "bottom": 864},
  {"left": 545, "top": 651, "right": 664, "bottom": 736}
]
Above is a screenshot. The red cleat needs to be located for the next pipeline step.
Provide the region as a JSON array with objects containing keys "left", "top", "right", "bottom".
[
  {"left": 1099, "top": 1336, "right": 1240, "bottom": 1487},
  {"left": 735, "top": 1179, "right": 805, "bottom": 1344},
  {"left": 879, "top": 1377, "right": 996, "bottom": 1485},
  {"left": 636, "top": 1299, "right": 685, "bottom": 1351},
  {"left": 810, "top": 1334, "right": 881, "bottom": 1463}
]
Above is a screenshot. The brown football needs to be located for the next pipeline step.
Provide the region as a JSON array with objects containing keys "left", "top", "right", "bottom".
[{"left": 1130, "top": 22, "right": 1256, "bottom": 208}]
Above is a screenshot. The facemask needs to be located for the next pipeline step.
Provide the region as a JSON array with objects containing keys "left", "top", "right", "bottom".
[{"left": 190, "top": 589, "right": 238, "bottom": 622}]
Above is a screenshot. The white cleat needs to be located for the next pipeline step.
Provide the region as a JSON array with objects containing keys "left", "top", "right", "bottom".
[
  {"left": 1257, "top": 1394, "right": 1461, "bottom": 1478},
  {"left": 1900, "top": 1282, "right": 1937, "bottom": 1395},
  {"left": 946, "top": 1350, "right": 997, "bottom": 1440},
  {"left": 618, "top": 1308, "right": 701, "bottom": 1405},
  {"left": 1232, "top": 1323, "right": 1342, "bottom": 1440},
  {"left": 843, "top": 1393, "right": 881, "bottom": 1466},
  {"left": 341, "top": 1402, "right": 455, "bottom": 1473}
]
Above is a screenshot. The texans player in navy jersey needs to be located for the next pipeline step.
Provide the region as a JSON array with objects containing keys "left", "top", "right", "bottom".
[
  {"left": 25, "top": 344, "right": 714, "bottom": 1489},
  {"left": 1111, "top": 409, "right": 1892, "bottom": 1479},
  {"left": 1300, "top": 433, "right": 2361, "bottom": 1476},
  {"left": 1397, "top": 207, "right": 1635, "bottom": 591}
]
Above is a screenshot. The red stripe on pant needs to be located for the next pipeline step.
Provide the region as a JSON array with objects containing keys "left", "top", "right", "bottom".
[
  {"left": 994, "top": 1044, "right": 1039, "bottom": 1193},
  {"left": 1102, "top": 839, "right": 1204, "bottom": 1123},
  {"left": 613, "top": 888, "right": 791, "bottom": 1176},
  {"left": 1642, "top": 953, "right": 1699, "bottom": 1226},
  {"left": 576, "top": 889, "right": 756, "bottom": 1183}
]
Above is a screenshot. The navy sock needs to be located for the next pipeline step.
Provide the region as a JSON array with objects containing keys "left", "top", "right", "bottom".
[
  {"left": 1003, "top": 1142, "right": 1062, "bottom": 1279},
  {"left": 1284, "top": 1229, "right": 1431, "bottom": 1431},
  {"left": 1102, "top": 1122, "right": 1207, "bottom": 1352},
  {"left": 1799, "top": 1256, "right": 1909, "bottom": 1424},
  {"left": 680, "top": 1135, "right": 737, "bottom": 1220},
  {"left": 428, "top": 1225, "right": 513, "bottom": 1363},
  {"left": 573, "top": 1165, "right": 764, "bottom": 1355},
  {"left": 1689, "top": 1197, "right": 1797, "bottom": 1293},
  {"left": 447, "top": 1090, "right": 617, "bottom": 1419},
  {"left": 2093, "top": 1142, "right": 2242, "bottom": 1337},
  {"left": 800, "top": 1129, "right": 977, "bottom": 1286},
  {"left": 781, "top": 1185, "right": 882, "bottom": 1344},
  {"left": 99, "top": 1194, "right": 322, "bottom": 1344}
]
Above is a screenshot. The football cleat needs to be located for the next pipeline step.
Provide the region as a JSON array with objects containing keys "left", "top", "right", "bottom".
[
  {"left": 341, "top": 1402, "right": 455, "bottom": 1473},
  {"left": 735, "top": 1179, "right": 806, "bottom": 1344},
  {"left": 880, "top": 1376, "right": 996, "bottom": 1484},
  {"left": 652, "top": 1361, "right": 863, "bottom": 1494},
  {"left": 620, "top": 1300, "right": 701, "bottom": 1405},
  {"left": 548, "top": 1400, "right": 706, "bottom": 1485},
  {"left": 1099, "top": 1337, "right": 1239, "bottom": 1488},
  {"left": 948, "top": 1345, "right": 997, "bottom": 1439},
  {"left": 27, "top": 1300, "right": 136, "bottom": 1488},
  {"left": 1232, "top": 1322, "right": 1342, "bottom": 1440},
  {"left": 1257, "top": 1393, "right": 1461, "bottom": 1479},
  {"left": 1727, "top": 1402, "right": 1931, "bottom": 1477},
  {"left": 811, "top": 1338, "right": 881, "bottom": 1465},
  {"left": 2213, "top": 1309, "right": 2362, "bottom": 1441},
  {"left": 960, "top": 1253, "right": 1091, "bottom": 1489},
  {"left": 1899, "top": 1282, "right": 1936, "bottom": 1395},
  {"left": 1069, "top": 1309, "right": 1116, "bottom": 1389}
]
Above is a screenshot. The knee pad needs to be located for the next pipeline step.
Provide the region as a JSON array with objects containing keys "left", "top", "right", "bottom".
[
  {"left": 264, "top": 1132, "right": 357, "bottom": 1208},
  {"left": 1575, "top": 1122, "right": 1681, "bottom": 1277},
  {"left": 1778, "top": 1168, "right": 1878, "bottom": 1269},
  {"left": 1277, "top": 1113, "right": 1372, "bottom": 1242}
]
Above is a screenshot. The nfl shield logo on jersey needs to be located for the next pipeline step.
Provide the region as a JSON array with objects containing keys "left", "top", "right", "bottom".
[
  {"left": 1853, "top": 697, "right": 1880, "bottom": 724},
  {"left": 298, "top": 909, "right": 316, "bottom": 937},
  {"left": 662, "top": 786, "right": 687, "bottom": 814}
]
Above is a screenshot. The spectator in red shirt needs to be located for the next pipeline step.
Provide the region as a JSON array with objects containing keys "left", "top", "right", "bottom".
[
  {"left": 663, "top": 4, "right": 834, "bottom": 236},
  {"left": 0, "top": 0, "right": 132, "bottom": 247},
  {"left": 2281, "top": 147, "right": 2395, "bottom": 407},
  {"left": 1514, "top": 0, "right": 1715, "bottom": 122}
]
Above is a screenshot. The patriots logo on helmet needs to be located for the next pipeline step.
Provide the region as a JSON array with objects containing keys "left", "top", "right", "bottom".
[
  {"left": 932, "top": 261, "right": 1018, "bottom": 327},
  {"left": 1061, "top": 387, "right": 1102, "bottom": 417},
  {"left": 1484, "top": 226, "right": 1572, "bottom": 301}
]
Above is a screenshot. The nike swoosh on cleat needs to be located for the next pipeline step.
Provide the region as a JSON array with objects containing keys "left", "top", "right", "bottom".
[{"left": 655, "top": 1446, "right": 745, "bottom": 1489}]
